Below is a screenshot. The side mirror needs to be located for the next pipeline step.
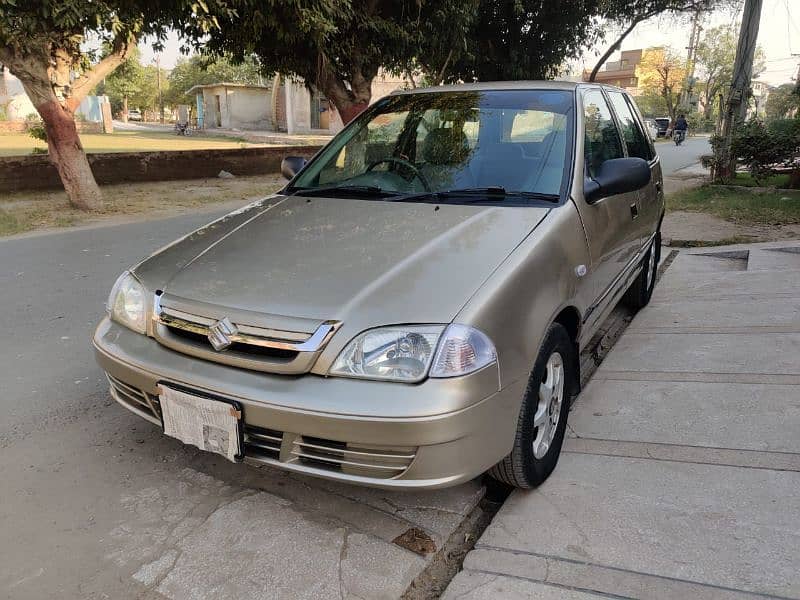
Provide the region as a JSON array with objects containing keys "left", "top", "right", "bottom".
[
  {"left": 584, "top": 157, "right": 651, "bottom": 203},
  {"left": 281, "top": 156, "right": 307, "bottom": 180}
]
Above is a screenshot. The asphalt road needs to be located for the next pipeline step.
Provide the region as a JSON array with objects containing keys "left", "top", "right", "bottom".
[
  {"left": 0, "top": 146, "right": 709, "bottom": 599},
  {"left": 655, "top": 134, "right": 711, "bottom": 175}
]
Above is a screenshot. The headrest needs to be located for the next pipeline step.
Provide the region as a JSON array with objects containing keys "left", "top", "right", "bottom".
[{"left": 422, "top": 128, "right": 470, "bottom": 165}]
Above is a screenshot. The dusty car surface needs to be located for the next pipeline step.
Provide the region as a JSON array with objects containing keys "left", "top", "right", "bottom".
[{"left": 94, "top": 81, "right": 663, "bottom": 489}]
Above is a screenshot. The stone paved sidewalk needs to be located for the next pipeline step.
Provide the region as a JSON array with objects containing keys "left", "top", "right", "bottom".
[{"left": 443, "top": 241, "right": 800, "bottom": 599}]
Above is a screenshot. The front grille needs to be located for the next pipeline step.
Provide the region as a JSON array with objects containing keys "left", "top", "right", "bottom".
[
  {"left": 151, "top": 297, "right": 341, "bottom": 375},
  {"left": 165, "top": 325, "right": 299, "bottom": 361},
  {"left": 107, "top": 374, "right": 161, "bottom": 424}
]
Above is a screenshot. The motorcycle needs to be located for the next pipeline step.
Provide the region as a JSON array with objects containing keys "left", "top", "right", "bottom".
[
  {"left": 174, "top": 122, "right": 192, "bottom": 136},
  {"left": 674, "top": 129, "right": 686, "bottom": 146}
]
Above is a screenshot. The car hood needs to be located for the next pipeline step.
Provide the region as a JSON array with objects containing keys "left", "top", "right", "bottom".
[{"left": 135, "top": 194, "right": 550, "bottom": 331}]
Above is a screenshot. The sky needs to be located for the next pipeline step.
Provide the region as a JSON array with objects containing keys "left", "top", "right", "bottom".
[{"left": 139, "top": 0, "right": 800, "bottom": 87}]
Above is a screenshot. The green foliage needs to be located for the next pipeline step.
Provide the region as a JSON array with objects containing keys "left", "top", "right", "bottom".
[
  {"left": 765, "top": 84, "right": 800, "bottom": 120},
  {"left": 96, "top": 47, "right": 166, "bottom": 113},
  {"left": 710, "top": 117, "right": 800, "bottom": 184},
  {"left": 193, "top": 0, "right": 473, "bottom": 112},
  {"left": 635, "top": 90, "right": 669, "bottom": 117},
  {"left": 0, "top": 0, "right": 236, "bottom": 61},
  {"left": 27, "top": 122, "right": 47, "bottom": 143},
  {"left": 695, "top": 23, "right": 765, "bottom": 119},
  {"left": 449, "top": 0, "right": 604, "bottom": 81},
  {"left": 165, "top": 54, "right": 263, "bottom": 105}
]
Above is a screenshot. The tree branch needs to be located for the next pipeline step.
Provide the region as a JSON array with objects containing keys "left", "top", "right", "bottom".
[
  {"left": 66, "top": 40, "right": 134, "bottom": 110},
  {"left": 433, "top": 48, "right": 454, "bottom": 86},
  {"left": 589, "top": 16, "right": 649, "bottom": 82}
]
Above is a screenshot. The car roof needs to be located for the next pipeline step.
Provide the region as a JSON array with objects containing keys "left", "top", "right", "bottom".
[{"left": 390, "top": 80, "right": 625, "bottom": 95}]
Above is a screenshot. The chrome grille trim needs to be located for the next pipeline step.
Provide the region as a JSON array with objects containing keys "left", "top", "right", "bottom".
[
  {"left": 151, "top": 295, "right": 342, "bottom": 374},
  {"left": 289, "top": 436, "right": 417, "bottom": 478},
  {"left": 289, "top": 451, "right": 408, "bottom": 472},
  {"left": 293, "top": 439, "right": 416, "bottom": 461},
  {"left": 154, "top": 301, "right": 339, "bottom": 353}
]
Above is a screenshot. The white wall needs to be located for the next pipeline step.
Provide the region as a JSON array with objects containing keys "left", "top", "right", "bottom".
[
  {"left": 0, "top": 67, "right": 36, "bottom": 120},
  {"left": 227, "top": 87, "right": 271, "bottom": 129}
]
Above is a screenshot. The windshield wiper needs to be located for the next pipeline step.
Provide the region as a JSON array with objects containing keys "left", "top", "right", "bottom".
[
  {"left": 289, "top": 184, "right": 399, "bottom": 198},
  {"left": 391, "top": 187, "right": 560, "bottom": 204}
]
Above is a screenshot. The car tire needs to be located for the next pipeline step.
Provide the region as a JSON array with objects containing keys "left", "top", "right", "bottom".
[
  {"left": 624, "top": 229, "right": 661, "bottom": 310},
  {"left": 488, "top": 323, "right": 576, "bottom": 489}
]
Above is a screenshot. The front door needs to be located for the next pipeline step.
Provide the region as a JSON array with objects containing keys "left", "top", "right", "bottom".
[
  {"left": 572, "top": 88, "right": 642, "bottom": 331},
  {"left": 605, "top": 90, "right": 662, "bottom": 246},
  {"left": 214, "top": 95, "right": 222, "bottom": 127}
]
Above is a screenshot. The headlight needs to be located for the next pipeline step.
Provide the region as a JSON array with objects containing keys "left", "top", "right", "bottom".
[
  {"left": 106, "top": 271, "right": 147, "bottom": 334},
  {"left": 329, "top": 324, "right": 496, "bottom": 383}
]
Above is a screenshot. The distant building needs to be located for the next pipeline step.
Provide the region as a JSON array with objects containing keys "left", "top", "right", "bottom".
[
  {"left": 1, "top": 66, "right": 107, "bottom": 122},
  {"left": 582, "top": 50, "right": 643, "bottom": 94},
  {"left": 189, "top": 71, "right": 411, "bottom": 135},
  {"left": 749, "top": 80, "right": 772, "bottom": 118}
]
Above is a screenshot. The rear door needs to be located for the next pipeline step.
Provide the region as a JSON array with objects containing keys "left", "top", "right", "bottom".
[
  {"left": 605, "top": 90, "right": 663, "bottom": 245},
  {"left": 572, "top": 88, "right": 642, "bottom": 326}
]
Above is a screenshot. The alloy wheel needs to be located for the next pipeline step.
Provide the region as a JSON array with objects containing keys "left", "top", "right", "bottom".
[
  {"left": 645, "top": 241, "right": 657, "bottom": 290},
  {"left": 532, "top": 351, "right": 565, "bottom": 459}
]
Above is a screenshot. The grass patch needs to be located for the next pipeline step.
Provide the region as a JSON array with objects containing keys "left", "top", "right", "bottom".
[
  {"left": 667, "top": 184, "right": 800, "bottom": 226},
  {"left": 0, "top": 130, "right": 258, "bottom": 157},
  {"left": 668, "top": 235, "right": 761, "bottom": 248},
  {"left": 717, "top": 172, "right": 792, "bottom": 188},
  {"left": 0, "top": 174, "right": 285, "bottom": 237}
]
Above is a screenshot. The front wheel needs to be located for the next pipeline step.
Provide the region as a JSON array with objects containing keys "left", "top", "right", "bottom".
[{"left": 488, "top": 323, "right": 577, "bottom": 489}]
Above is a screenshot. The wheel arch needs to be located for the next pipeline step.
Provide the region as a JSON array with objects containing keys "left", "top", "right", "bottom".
[{"left": 551, "top": 305, "right": 582, "bottom": 396}]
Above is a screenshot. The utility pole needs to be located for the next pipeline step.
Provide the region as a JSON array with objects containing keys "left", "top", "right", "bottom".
[
  {"left": 682, "top": 9, "right": 703, "bottom": 108},
  {"left": 717, "top": 0, "right": 763, "bottom": 181},
  {"left": 156, "top": 54, "right": 164, "bottom": 124}
]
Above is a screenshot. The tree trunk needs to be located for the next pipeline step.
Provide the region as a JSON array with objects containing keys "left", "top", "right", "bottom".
[
  {"left": 319, "top": 67, "right": 374, "bottom": 125},
  {"left": 37, "top": 99, "right": 102, "bottom": 210},
  {"left": 122, "top": 96, "right": 129, "bottom": 122}
]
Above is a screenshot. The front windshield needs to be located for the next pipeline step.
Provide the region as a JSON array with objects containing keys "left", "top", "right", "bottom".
[{"left": 290, "top": 89, "right": 574, "bottom": 198}]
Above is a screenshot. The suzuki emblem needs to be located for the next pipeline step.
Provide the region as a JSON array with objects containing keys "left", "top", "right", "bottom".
[{"left": 208, "top": 317, "right": 237, "bottom": 351}]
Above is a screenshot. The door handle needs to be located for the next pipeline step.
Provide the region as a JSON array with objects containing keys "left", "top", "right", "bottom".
[{"left": 630, "top": 203, "right": 639, "bottom": 219}]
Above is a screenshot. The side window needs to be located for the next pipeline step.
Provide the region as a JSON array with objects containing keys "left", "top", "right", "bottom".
[
  {"left": 607, "top": 91, "right": 652, "bottom": 161},
  {"left": 583, "top": 90, "right": 624, "bottom": 178}
]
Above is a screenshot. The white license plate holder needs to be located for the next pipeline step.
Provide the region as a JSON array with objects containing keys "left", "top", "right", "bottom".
[{"left": 158, "top": 385, "right": 243, "bottom": 462}]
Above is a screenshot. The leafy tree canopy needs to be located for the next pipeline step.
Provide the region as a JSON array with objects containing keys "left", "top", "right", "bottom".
[
  {"left": 636, "top": 46, "right": 687, "bottom": 120},
  {"left": 0, "top": 0, "right": 236, "bottom": 210},
  {"left": 448, "top": 0, "right": 605, "bottom": 82},
  {"left": 694, "top": 22, "right": 765, "bottom": 119},
  {"left": 165, "top": 54, "right": 263, "bottom": 106},
  {"left": 765, "top": 83, "right": 800, "bottom": 121},
  {"left": 191, "top": 0, "right": 476, "bottom": 123}
]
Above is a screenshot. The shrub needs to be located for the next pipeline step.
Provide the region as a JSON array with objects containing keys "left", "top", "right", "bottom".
[
  {"left": 712, "top": 117, "right": 800, "bottom": 185},
  {"left": 25, "top": 113, "right": 47, "bottom": 143}
]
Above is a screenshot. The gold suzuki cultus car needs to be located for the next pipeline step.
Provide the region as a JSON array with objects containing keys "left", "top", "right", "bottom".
[{"left": 94, "top": 82, "right": 663, "bottom": 489}]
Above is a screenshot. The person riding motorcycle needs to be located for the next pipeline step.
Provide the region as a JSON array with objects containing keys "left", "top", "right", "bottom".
[{"left": 673, "top": 114, "right": 688, "bottom": 145}]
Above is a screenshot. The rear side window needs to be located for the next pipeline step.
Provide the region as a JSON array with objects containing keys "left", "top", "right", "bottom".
[
  {"left": 583, "top": 89, "right": 624, "bottom": 178},
  {"left": 607, "top": 91, "right": 653, "bottom": 161}
]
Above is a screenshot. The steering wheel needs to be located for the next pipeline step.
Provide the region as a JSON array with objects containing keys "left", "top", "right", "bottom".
[{"left": 366, "top": 157, "right": 431, "bottom": 192}]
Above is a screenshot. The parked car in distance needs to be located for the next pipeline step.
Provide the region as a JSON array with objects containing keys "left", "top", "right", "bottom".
[
  {"left": 654, "top": 117, "right": 670, "bottom": 137},
  {"left": 644, "top": 118, "right": 659, "bottom": 140},
  {"left": 127, "top": 109, "right": 143, "bottom": 122},
  {"left": 94, "top": 82, "right": 664, "bottom": 490}
]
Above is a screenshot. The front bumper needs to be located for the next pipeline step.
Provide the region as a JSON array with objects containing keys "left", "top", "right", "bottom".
[{"left": 93, "top": 318, "right": 524, "bottom": 489}]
